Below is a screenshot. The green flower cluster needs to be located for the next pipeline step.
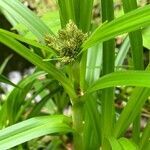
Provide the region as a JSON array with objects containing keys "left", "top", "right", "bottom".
[{"left": 45, "top": 20, "right": 87, "bottom": 64}]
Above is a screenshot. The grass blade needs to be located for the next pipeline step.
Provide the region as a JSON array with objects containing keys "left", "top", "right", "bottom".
[
  {"left": 0, "top": 74, "right": 16, "bottom": 87},
  {"left": 0, "top": 29, "right": 57, "bottom": 55},
  {"left": 113, "top": 87, "right": 150, "bottom": 138},
  {"left": 86, "top": 44, "right": 102, "bottom": 85},
  {"left": 140, "top": 120, "right": 150, "bottom": 150},
  {"left": 83, "top": 4, "right": 150, "bottom": 49},
  {"left": 0, "top": 54, "right": 12, "bottom": 74},
  {"left": 87, "top": 71, "right": 150, "bottom": 93},
  {"left": 115, "top": 36, "right": 130, "bottom": 68},
  {"left": 0, "top": 0, "right": 52, "bottom": 41},
  {"left": 0, "top": 33, "right": 76, "bottom": 99},
  {"left": 118, "top": 138, "right": 138, "bottom": 150},
  {"left": 0, "top": 115, "right": 72, "bottom": 150},
  {"left": 6, "top": 71, "right": 45, "bottom": 125}
]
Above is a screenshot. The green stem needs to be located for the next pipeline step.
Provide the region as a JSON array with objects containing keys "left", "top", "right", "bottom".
[
  {"left": 72, "top": 99, "right": 84, "bottom": 150},
  {"left": 132, "top": 115, "right": 141, "bottom": 142},
  {"left": 122, "top": 0, "right": 144, "bottom": 143},
  {"left": 100, "top": 0, "right": 115, "bottom": 148}
]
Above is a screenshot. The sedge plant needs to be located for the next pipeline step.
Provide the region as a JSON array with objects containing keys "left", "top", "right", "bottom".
[{"left": 0, "top": 0, "right": 150, "bottom": 149}]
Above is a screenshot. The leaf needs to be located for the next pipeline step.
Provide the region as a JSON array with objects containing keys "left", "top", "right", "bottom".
[
  {"left": 0, "top": 29, "right": 57, "bottom": 55},
  {"left": 0, "top": 33, "right": 76, "bottom": 98},
  {"left": 113, "top": 87, "right": 150, "bottom": 138},
  {"left": 6, "top": 71, "right": 46, "bottom": 125},
  {"left": 142, "top": 27, "right": 150, "bottom": 49},
  {"left": 0, "top": 54, "right": 12, "bottom": 74},
  {"left": 115, "top": 36, "right": 130, "bottom": 67},
  {"left": 87, "top": 71, "right": 150, "bottom": 93},
  {"left": 0, "top": 115, "right": 72, "bottom": 150},
  {"left": 83, "top": 5, "right": 150, "bottom": 49},
  {"left": 108, "top": 137, "right": 123, "bottom": 150},
  {"left": 118, "top": 138, "right": 139, "bottom": 150},
  {"left": 28, "top": 88, "right": 60, "bottom": 118},
  {"left": 86, "top": 43, "right": 102, "bottom": 85},
  {"left": 140, "top": 121, "right": 150, "bottom": 150},
  {"left": 108, "top": 137, "right": 139, "bottom": 150},
  {"left": 0, "top": 0, "right": 52, "bottom": 42},
  {"left": 0, "top": 74, "right": 16, "bottom": 87}
]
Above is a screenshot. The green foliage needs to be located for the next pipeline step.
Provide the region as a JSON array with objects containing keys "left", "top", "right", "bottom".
[
  {"left": 0, "top": 115, "right": 72, "bottom": 150},
  {"left": 0, "top": 74, "right": 17, "bottom": 87},
  {"left": 0, "top": 0, "right": 150, "bottom": 149}
]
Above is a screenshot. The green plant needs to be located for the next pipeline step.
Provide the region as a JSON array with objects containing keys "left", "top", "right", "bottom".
[{"left": 0, "top": 0, "right": 150, "bottom": 149}]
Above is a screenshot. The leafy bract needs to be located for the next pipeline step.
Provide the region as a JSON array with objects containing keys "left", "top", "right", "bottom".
[
  {"left": 83, "top": 5, "right": 150, "bottom": 49},
  {"left": 87, "top": 71, "right": 150, "bottom": 93}
]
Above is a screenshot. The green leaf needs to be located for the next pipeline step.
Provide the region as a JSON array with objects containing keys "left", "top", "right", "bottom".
[
  {"left": 115, "top": 36, "right": 130, "bottom": 67},
  {"left": 86, "top": 43, "right": 102, "bottom": 85},
  {"left": 118, "top": 138, "right": 139, "bottom": 150},
  {"left": 0, "top": 33, "right": 76, "bottom": 99},
  {"left": 108, "top": 137, "right": 139, "bottom": 150},
  {"left": 28, "top": 88, "right": 60, "bottom": 118},
  {"left": 0, "top": 54, "right": 12, "bottom": 74},
  {"left": 6, "top": 71, "right": 45, "bottom": 125},
  {"left": 0, "top": 29, "right": 57, "bottom": 55},
  {"left": 140, "top": 121, "right": 150, "bottom": 150},
  {"left": 0, "top": 0, "right": 52, "bottom": 41},
  {"left": 114, "top": 87, "right": 150, "bottom": 138},
  {"left": 87, "top": 71, "right": 150, "bottom": 93},
  {"left": 0, "top": 115, "right": 72, "bottom": 150},
  {"left": 83, "top": 5, "right": 150, "bottom": 49},
  {"left": 142, "top": 27, "right": 150, "bottom": 49},
  {"left": 108, "top": 137, "right": 122, "bottom": 150},
  {"left": 0, "top": 74, "right": 16, "bottom": 87}
]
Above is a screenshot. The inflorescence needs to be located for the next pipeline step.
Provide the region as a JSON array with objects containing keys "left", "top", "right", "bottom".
[{"left": 45, "top": 20, "right": 87, "bottom": 64}]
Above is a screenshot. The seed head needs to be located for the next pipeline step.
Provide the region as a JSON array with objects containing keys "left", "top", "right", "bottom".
[{"left": 45, "top": 20, "right": 87, "bottom": 64}]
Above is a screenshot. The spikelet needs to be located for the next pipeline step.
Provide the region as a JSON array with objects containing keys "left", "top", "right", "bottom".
[{"left": 45, "top": 20, "right": 87, "bottom": 64}]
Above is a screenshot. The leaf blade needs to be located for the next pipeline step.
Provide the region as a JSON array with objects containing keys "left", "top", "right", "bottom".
[{"left": 0, "top": 115, "right": 72, "bottom": 150}]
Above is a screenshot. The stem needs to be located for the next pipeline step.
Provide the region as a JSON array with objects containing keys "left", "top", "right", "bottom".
[
  {"left": 132, "top": 115, "right": 141, "bottom": 142},
  {"left": 100, "top": 0, "right": 115, "bottom": 148},
  {"left": 72, "top": 99, "right": 84, "bottom": 150},
  {"left": 122, "top": 0, "right": 144, "bottom": 143}
]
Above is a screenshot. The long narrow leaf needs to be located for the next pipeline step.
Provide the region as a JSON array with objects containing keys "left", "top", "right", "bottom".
[
  {"left": 0, "top": 0, "right": 52, "bottom": 41},
  {"left": 0, "top": 54, "right": 12, "bottom": 74},
  {"left": 0, "top": 74, "right": 16, "bottom": 87},
  {"left": 6, "top": 71, "right": 45, "bottom": 125},
  {"left": 140, "top": 121, "right": 150, "bottom": 150},
  {"left": 87, "top": 71, "right": 150, "bottom": 93},
  {"left": 0, "top": 34, "right": 76, "bottom": 98},
  {"left": 113, "top": 87, "right": 150, "bottom": 138},
  {"left": 0, "top": 29, "right": 57, "bottom": 55},
  {"left": 0, "top": 115, "right": 72, "bottom": 150},
  {"left": 83, "top": 5, "right": 150, "bottom": 49}
]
